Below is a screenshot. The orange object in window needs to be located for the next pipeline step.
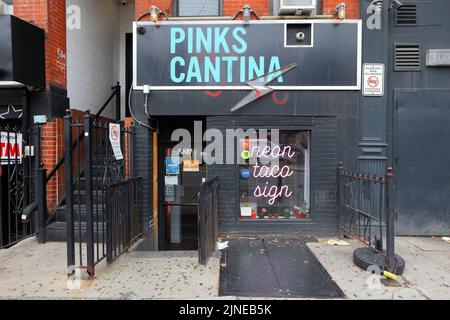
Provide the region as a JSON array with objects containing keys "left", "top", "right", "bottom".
[
  {"left": 241, "top": 138, "right": 250, "bottom": 150},
  {"left": 251, "top": 211, "right": 257, "bottom": 219}
]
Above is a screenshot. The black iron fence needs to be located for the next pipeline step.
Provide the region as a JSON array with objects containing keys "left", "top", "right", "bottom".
[
  {"left": 106, "top": 177, "right": 142, "bottom": 264},
  {"left": 64, "top": 110, "right": 140, "bottom": 277},
  {"left": 0, "top": 124, "right": 37, "bottom": 248},
  {"left": 337, "top": 163, "right": 396, "bottom": 269},
  {"left": 198, "top": 177, "right": 219, "bottom": 265}
]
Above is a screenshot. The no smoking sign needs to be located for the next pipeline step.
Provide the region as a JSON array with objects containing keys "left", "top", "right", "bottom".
[{"left": 363, "top": 63, "right": 384, "bottom": 96}]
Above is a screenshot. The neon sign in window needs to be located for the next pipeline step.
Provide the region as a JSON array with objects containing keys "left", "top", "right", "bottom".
[{"left": 239, "top": 131, "right": 310, "bottom": 220}]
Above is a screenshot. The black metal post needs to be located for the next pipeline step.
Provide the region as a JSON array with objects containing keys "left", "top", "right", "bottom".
[
  {"left": 130, "top": 125, "right": 135, "bottom": 178},
  {"left": 64, "top": 110, "right": 75, "bottom": 274},
  {"left": 385, "top": 166, "right": 395, "bottom": 272},
  {"left": 106, "top": 184, "right": 113, "bottom": 264},
  {"left": 115, "top": 82, "right": 121, "bottom": 121},
  {"left": 337, "top": 162, "right": 344, "bottom": 238},
  {"left": 36, "top": 164, "right": 47, "bottom": 243},
  {"left": 0, "top": 163, "right": 3, "bottom": 247},
  {"left": 83, "top": 111, "right": 95, "bottom": 276}
]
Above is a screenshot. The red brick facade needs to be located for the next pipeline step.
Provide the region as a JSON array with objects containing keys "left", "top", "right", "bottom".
[
  {"left": 136, "top": 1, "right": 360, "bottom": 19},
  {"left": 222, "top": 0, "right": 270, "bottom": 16}
]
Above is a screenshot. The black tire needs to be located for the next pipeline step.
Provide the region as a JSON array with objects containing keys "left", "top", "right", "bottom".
[{"left": 353, "top": 247, "right": 405, "bottom": 275}]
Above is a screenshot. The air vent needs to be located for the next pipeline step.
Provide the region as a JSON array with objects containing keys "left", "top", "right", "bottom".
[
  {"left": 395, "top": 4, "right": 418, "bottom": 26},
  {"left": 394, "top": 44, "right": 421, "bottom": 71}
]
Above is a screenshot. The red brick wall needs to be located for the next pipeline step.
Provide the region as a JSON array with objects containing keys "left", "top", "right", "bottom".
[
  {"left": 222, "top": 0, "right": 270, "bottom": 17},
  {"left": 135, "top": 0, "right": 270, "bottom": 19},
  {"left": 14, "top": 0, "right": 67, "bottom": 90},
  {"left": 135, "top": 0, "right": 174, "bottom": 20},
  {"left": 41, "top": 119, "right": 64, "bottom": 211},
  {"left": 135, "top": 1, "right": 360, "bottom": 19},
  {"left": 323, "top": 0, "right": 360, "bottom": 19}
]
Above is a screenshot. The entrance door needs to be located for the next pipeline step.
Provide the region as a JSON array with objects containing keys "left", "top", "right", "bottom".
[
  {"left": 394, "top": 89, "right": 450, "bottom": 235},
  {"left": 157, "top": 118, "right": 206, "bottom": 250}
]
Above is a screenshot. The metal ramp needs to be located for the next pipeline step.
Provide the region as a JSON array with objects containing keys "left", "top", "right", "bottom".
[{"left": 219, "top": 237, "right": 345, "bottom": 298}]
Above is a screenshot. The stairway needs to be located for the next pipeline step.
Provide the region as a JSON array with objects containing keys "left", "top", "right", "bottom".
[{"left": 46, "top": 166, "right": 111, "bottom": 242}]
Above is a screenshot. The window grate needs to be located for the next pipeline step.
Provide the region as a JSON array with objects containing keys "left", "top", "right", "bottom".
[
  {"left": 394, "top": 44, "right": 421, "bottom": 71},
  {"left": 395, "top": 4, "right": 418, "bottom": 26}
]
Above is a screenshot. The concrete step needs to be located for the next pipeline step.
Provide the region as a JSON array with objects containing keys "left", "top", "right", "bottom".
[
  {"left": 54, "top": 205, "right": 106, "bottom": 222},
  {"left": 46, "top": 221, "right": 106, "bottom": 242}
]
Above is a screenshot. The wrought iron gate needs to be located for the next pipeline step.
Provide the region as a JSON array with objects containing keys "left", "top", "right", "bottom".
[
  {"left": 64, "top": 111, "right": 142, "bottom": 276},
  {"left": 198, "top": 177, "right": 219, "bottom": 265},
  {"left": 0, "top": 124, "right": 36, "bottom": 248},
  {"left": 337, "top": 163, "right": 399, "bottom": 272}
]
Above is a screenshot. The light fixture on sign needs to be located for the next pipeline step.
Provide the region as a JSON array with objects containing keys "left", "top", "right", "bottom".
[
  {"left": 242, "top": 4, "right": 252, "bottom": 24},
  {"left": 335, "top": 3, "right": 346, "bottom": 20},
  {"left": 150, "top": 6, "right": 160, "bottom": 23},
  {"left": 232, "top": 4, "right": 260, "bottom": 25}
]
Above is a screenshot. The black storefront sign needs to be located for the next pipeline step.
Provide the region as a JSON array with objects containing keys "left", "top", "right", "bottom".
[{"left": 134, "top": 20, "right": 361, "bottom": 91}]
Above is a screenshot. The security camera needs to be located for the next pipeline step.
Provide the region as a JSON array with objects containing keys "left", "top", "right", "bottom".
[
  {"left": 391, "top": 0, "right": 403, "bottom": 9},
  {"left": 295, "top": 32, "right": 305, "bottom": 42},
  {"left": 118, "top": 0, "right": 128, "bottom": 5}
]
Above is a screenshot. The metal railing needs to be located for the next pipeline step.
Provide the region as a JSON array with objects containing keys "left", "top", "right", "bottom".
[
  {"left": 0, "top": 125, "right": 37, "bottom": 248},
  {"left": 23, "top": 83, "right": 122, "bottom": 245},
  {"left": 198, "top": 177, "right": 219, "bottom": 265},
  {"left": 337, "top": 163, "right": 396, "bottom": 270},
  {"left": 106, "top": 177, "right": 143, "bottom": 264},
  {"left": 65, "top": 109, "right": 136, "bottom": 276}
]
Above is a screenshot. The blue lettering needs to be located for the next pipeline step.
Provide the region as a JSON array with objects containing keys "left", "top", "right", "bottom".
[
  {"left": 214, "top": 27, "right": 230, "bottom": 54},
  {"left": 232, "top": 27, "right": 247, "bottom": 54},
  {"left": 204, "top": 57, "right": 221, "bottom": 83},
  {"left": 267, "top": 57, "right": 283, "bottom": 83},
  {"left": 196, "top": 27, "right": 212, "bottom": 53},
  {"left": 222, "top": 56, "right": 238, "bottom": 83},
  {"left": 248, "top": 56, "right": 265, "bottom": 80},
  {"left": 170, "top": 28, "right": 185, "bottom": 54},
  {"left": 186, "top": 56, "right": 202, "bottom": 83},
  {"left": 187, "top": 28, "right": 194, "bottom": 54},
  {"left": 170, "top": 57, "right": 185, "bottom": 83}
]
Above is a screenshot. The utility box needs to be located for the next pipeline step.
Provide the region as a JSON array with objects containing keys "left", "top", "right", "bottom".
[
  {"left": 0, "top": 15, "right": 45, "bottom": 89},
  {"left": 277, "top": 0, "right": 317, "bottom": 16}
]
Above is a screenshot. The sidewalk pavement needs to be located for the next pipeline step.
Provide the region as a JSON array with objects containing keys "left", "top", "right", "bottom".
[{"left": 0, "top": 236, "right": 448, "bottom": 300}]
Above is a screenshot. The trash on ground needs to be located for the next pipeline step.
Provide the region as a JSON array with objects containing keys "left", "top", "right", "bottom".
[
  {"left": 327, "top": 239, "right": 350, "bottom": 246},
  {"left": 217, "top": 240, "right": 229, "bottom": 250},
  {"left": 442, "top": 237, "right": 450, "bottom": 243}
]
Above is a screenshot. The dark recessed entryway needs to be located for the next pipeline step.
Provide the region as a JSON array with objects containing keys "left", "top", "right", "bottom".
[{"left": 219, "top": 237, "right": 345, "bottom": 298}]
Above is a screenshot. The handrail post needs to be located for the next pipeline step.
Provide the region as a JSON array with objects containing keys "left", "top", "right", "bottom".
[
  {"left": 337, "top": 162, "right": 344, "bottom": 238},
  {"left": 385, "top": 165, "right": 395, "bottom": 272},
  {"left": 115, "top": 82, "right": 121, "bottom": 121},
  {"left": 83, "top": 110, "right": 95, "bottom": 277},
  {"left": 36, "top": 164, "right": 47, "bottom": 243},
  {"left": 130, "top": 124, "right": 136, "bottom": 178},
  {"left": 64, "top": 110, "right": 75, "bottom": 275}
]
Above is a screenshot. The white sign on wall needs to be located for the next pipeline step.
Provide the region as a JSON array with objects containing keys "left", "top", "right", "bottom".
[
  {"left": 109, "top": 124, "right": 123, "bottom": 160},
  {"left": 363, "top": 63, "right": 384, "bottom": 96}
]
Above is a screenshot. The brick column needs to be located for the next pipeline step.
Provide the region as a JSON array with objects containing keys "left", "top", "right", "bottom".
[{"left": 14, "top": 0, "right": 67, "bottom": 212}]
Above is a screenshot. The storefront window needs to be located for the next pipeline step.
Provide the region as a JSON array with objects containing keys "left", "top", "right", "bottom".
[{"left": 239, "top": 131, "right": 310, "bottom": 220}]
